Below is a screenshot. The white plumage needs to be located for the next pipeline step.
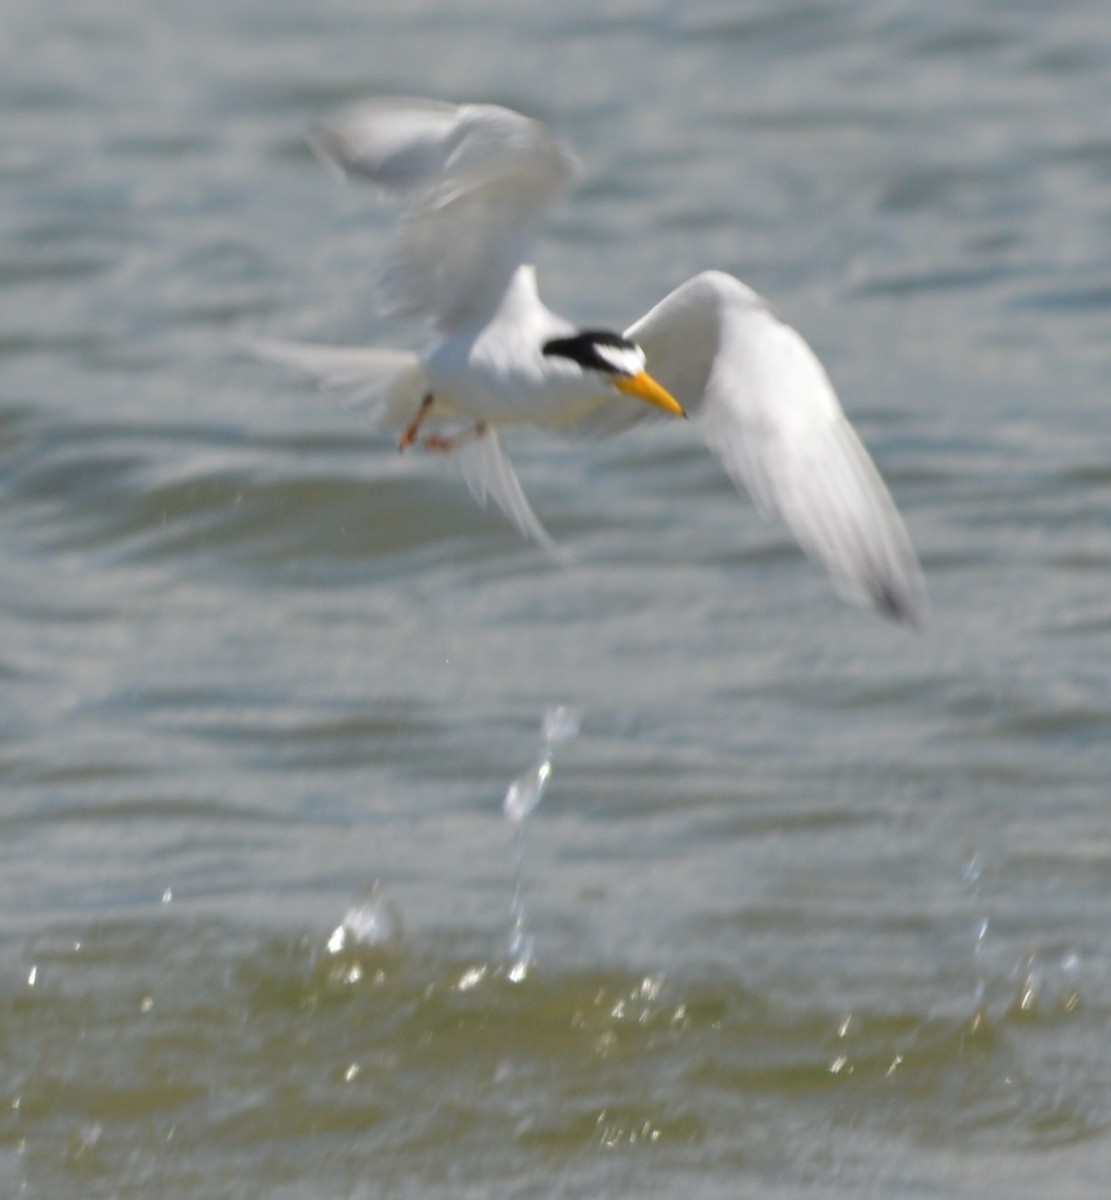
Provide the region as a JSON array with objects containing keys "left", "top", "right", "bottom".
[{"left": 257, "top": 97, "right": 926, "bottom": 625}]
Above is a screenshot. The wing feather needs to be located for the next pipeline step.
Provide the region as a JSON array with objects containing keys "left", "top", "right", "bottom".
[
  {"left": 628, "top": 271, "right": 927, "bottom": 624},
  {"left": 309, "top": 98, "right": 580, "bottom": 330}
]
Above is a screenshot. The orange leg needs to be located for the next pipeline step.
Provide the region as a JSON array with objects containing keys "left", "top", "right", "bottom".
[
  {"left": 423, "top": 422, "right": 487, "bottom": 454},
  {"left": 399, "top": 392, "right": 434, "bottom": 451}
]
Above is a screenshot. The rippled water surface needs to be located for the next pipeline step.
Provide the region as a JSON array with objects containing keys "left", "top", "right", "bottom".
[{"left": 3, "top": 1, "right": 1111, "bottom": 1196}]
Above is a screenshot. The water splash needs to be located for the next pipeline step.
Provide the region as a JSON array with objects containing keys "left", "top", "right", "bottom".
[
  {"left": 1058, "top": 949, "right": 1082, "bottom": 1014},
  {"left": 503, "top": 705, "right": 583, "bottom": 981},
  {"left": 959, "top": 851, "right": 1084, "bottom": 1024},
  {"left": 1011, "top": 946, "right": 1083, "bottom": 1018},
  {"left": 503, "top": 705, "right": 582, "bottom": 824},
  {"left": 326, "top": 882, "right": 402, "bottom": 956},
  {"left": 314, "top": 883, "right": 405, "bottom": 995}
]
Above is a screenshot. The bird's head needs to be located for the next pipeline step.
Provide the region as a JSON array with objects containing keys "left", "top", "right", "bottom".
[{"left": 542, "top": 331, "right": 685, "bottom": 417}]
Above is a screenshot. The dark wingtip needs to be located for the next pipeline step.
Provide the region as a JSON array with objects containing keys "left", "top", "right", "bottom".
[{"left": 874, "top": 578, "right": 929, "bottom": 630}]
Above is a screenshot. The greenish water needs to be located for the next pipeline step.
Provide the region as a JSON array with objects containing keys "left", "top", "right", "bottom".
[
  {"left": 3, "top": 1, "right": 1111, "bottom": 1196},
  {"left": 7, "top": 918, "right": 1099, "bottom": 1198}
]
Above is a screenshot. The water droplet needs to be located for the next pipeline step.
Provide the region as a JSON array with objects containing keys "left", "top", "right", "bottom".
[
  {"left": 636, "top": 975, "right": 663, "bottom": 1003},
  {"left": 26, "top": 966, "right": 37, "bottom": 988},
  {"left": 1058, "top": 949, "right": 1082, "bottom": 1013},
  {"left": 73, "top": 1123, "right": 101, "bottom": 1159},
  {"left": 960, "top": 852, "right": 983, "bottom": 886},
  {"left": 1017, "top": 973, "right": 1040, "bottom": 1013},
  {"left": 503, "top": 755, "right": 552, "bottom": 824},
  {"left": 542, "top": 705, "right": 583, "bottom": 747},
  {"left": 456, "top": 965, "right": 487, "bottom": 992},
  {"left": 161, "top": 888, "right": 173, "bottom": 905}
]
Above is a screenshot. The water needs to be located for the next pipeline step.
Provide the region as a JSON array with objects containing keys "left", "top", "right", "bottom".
[{"left": 3, "top": 0, "right": 1111, "bottom": 1195}]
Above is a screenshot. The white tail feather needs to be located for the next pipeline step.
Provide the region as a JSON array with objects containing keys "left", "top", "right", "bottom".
[
  {"left": 252, "top": 340, "right": 427, "bottom": 431},
  {"left": 456, "top": 429, "right": 568, "bottom": 562}
]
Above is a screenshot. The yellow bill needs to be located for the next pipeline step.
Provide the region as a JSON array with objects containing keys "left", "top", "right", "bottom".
[{"left": 613, "top": 370, "right": 686, "bottom": 418}]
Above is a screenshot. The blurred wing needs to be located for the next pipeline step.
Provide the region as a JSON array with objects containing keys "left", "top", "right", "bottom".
[
  {"left": 310, "top": 97, "right": 581, "bottom": 330},
  {"left": 456, "top": 429, "right": 568, "bottom": 562},
  {"left": 627, "top": 271, "right": 927, "bottom": 625},
  {"left": 252, "top": 339, "right": 427, "bottom": 429}
]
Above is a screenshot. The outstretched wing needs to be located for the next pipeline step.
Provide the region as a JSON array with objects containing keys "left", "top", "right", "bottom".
[
  {"left": 310, "top": 97, "right": 580, "bottom": 331},
  {"left": 627, "top": 271, "right": 927, "bottom": 625}
]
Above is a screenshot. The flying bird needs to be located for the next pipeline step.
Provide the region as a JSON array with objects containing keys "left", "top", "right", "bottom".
[{"left": 257, "top": 97, "right": 926, "bottom": 625}]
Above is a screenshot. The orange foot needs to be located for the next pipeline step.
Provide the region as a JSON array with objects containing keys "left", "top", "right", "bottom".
[{"left": 423, "top": 422, "right": 488, "bottom": 454}]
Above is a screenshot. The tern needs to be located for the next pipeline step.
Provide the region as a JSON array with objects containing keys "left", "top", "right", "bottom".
[{"left": 257, "top": 97, "right": 926, "bottom": 625}]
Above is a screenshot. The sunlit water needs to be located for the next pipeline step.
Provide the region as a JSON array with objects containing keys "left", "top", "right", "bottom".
[{"left": 3, "top": 1, "right": 1111, "bottom": 1196}]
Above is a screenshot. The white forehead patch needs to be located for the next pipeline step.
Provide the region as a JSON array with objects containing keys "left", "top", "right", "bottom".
[{"left": 594, "top": 342, "right": 646, "bottom": 377}]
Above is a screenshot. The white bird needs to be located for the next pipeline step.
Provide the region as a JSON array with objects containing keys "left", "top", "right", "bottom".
[{"left": 257, "top": 97, "right": 926, "bottom": 625}]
